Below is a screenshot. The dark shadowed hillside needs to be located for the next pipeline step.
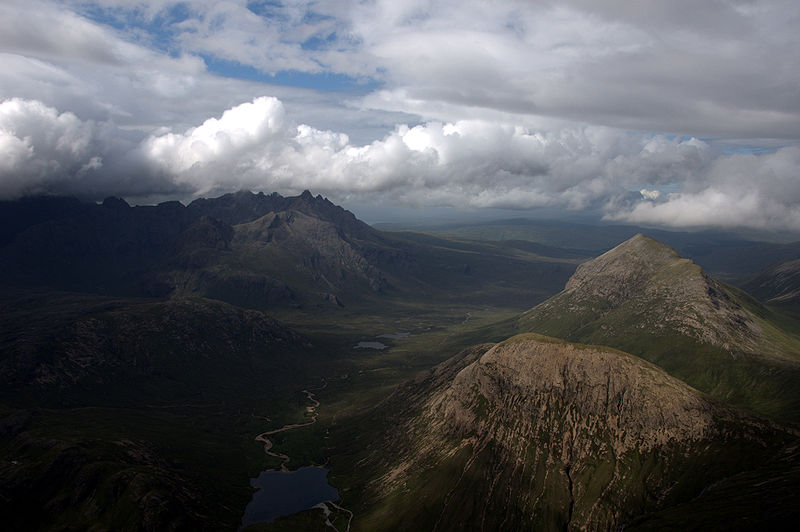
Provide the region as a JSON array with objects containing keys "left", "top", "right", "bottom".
[
  {"left": 0, "top": 192, "right": 579, "bottom": 310},
  {"left": 743, "top": 258, "right": 800, "bottom": 308}
]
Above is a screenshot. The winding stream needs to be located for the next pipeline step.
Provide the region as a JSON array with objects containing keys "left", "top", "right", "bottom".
[
  {"left": 241, "top": 384, "right": 353, "bottom": 531},
  {"left": 254, "top": 389, "right": 320, "bottom": 472}
]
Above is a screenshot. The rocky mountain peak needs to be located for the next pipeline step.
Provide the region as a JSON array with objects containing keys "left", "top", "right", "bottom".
[
  {"left": 564, "top": 233, "right": 690, "bottom": 300},
  {"left": 436, "top": 335, "right": 721, "bottom": 457},
  {"left": 367, "top": 334, "right": 787, "bottom": 530},
  {"left": 524, "top": 233, "right": 769, "bottom": 355},
  {"left": 101, "top": 197, "right": 130, "bottom": 209},
  {"left": 186, "top": 189, "right": 374, "bottom": 239}
]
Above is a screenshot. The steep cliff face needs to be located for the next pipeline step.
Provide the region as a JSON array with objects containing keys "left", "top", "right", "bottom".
[
  {"left": 517, "top": 234, "right": 800, "bottom": 420},
  {"left": 358, "top": 335, "right": 796, "bottom": 531}
]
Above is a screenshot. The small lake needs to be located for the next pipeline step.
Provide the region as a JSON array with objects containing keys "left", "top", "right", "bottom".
[
  {"left": 240, "top": 466, "right": 339, "bottom": 527},
  {"left": 354, "top": 341, "right": 387, "bottom": 350}
]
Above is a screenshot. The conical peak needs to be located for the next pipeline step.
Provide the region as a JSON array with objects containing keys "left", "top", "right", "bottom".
[
  {"left": 581, "top": 233, "right": 684, "bottom": 274},
  {"left": 564, "top": 234, "right": 696, "bottom": 298},
  {"left": 605, "top": 233, "right": 680, "bottom": 260}
]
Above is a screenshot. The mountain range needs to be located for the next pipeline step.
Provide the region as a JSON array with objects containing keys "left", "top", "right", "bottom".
[
  {"left": 345, "top": 336, "right": 798, "bottom": 530},
  {"left": 338, "top": 235, "right": 800, "bottom": 531},
  {"left": 0, "top": 191, "right": 578, "bottom": 311},
  {"left": 2, "top": 191, "right": 800, "bottom": 530}
]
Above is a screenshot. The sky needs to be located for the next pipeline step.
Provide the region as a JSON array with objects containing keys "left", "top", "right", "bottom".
[{"left": 1, "top": 0, "right": 800, "bottom": 232}]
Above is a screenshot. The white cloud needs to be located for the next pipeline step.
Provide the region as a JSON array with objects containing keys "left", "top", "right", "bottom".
[
  {"left": 613, "top": 147, "right": 800, "bottom": 231},
  {"left": 3, "top": 95, "right": 800, "bottom": 232},
  {"left": 2, "top": 1, "right": 800, "bottom": 234},
  {"left": 0, "top": 98, "right": 102, "bottom": 197},
  {"left": 640, "top": 189, "right": 661, "bottom": 200},
  {"left": 23, "top": 0, "right": 797, "bottom": 141},
  {"left": 143, "top": 96, "right": 290, "bottom": 174}
]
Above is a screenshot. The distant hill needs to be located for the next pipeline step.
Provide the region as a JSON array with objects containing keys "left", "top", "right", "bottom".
[
  {"left": 346, "top": 334, "right": 799, "bottom": 531},
  {"left": 0, "top": 191, "right": 580, "bottom": 310},
  {"left": 382, "top": 217, "right": 800, "bottom": 278},
  {"left": 517, "top": 234, "right": 800, "bottom": 420},
  {"left": 743, "top": 258, "right": 800, "bottom": 308}
]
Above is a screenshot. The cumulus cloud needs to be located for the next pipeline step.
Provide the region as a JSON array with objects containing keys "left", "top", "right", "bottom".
[
  {"left": 138, "top": 98, "right": 607, "bottom": 205},
  {"left": 0, "top": 98, "right": 104, "bottom": 197},
  {"left": 611, "top": 147, "right": 800, "bottom": 231},
  {"left": 143, "top": 97, "right": 292, "bottom": 174},
  {"left": 0, "top": 98, "right": 179, "bottom": 200},
  {"left": 3, "top": 95, "right": 800, "bottom": 232},
  {"left": 0, "top": 96, "right": 771, "bottom": 227}
]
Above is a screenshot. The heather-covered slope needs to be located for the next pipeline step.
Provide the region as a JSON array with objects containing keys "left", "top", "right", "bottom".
[
  {"left": 346, "top": 335, "right": 797, "bottom": 531},
  {"left": 517, "top": 234, "right": 800, "bottom": 420}
]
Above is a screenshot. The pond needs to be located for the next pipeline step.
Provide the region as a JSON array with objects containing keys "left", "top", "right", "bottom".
[
  {"left": 354, "top": 341, "right": 387, "bottom": 349},
  {"left": 240, "top": 466, "right": 339, "bottom": 527}
]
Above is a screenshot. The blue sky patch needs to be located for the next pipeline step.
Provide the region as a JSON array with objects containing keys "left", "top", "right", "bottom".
[
  {"left": 202, "top": 55, "right": 381, "bottom": 93},
  {"left": 78, "top": 2, "right": 191, "bottom": 56}
]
